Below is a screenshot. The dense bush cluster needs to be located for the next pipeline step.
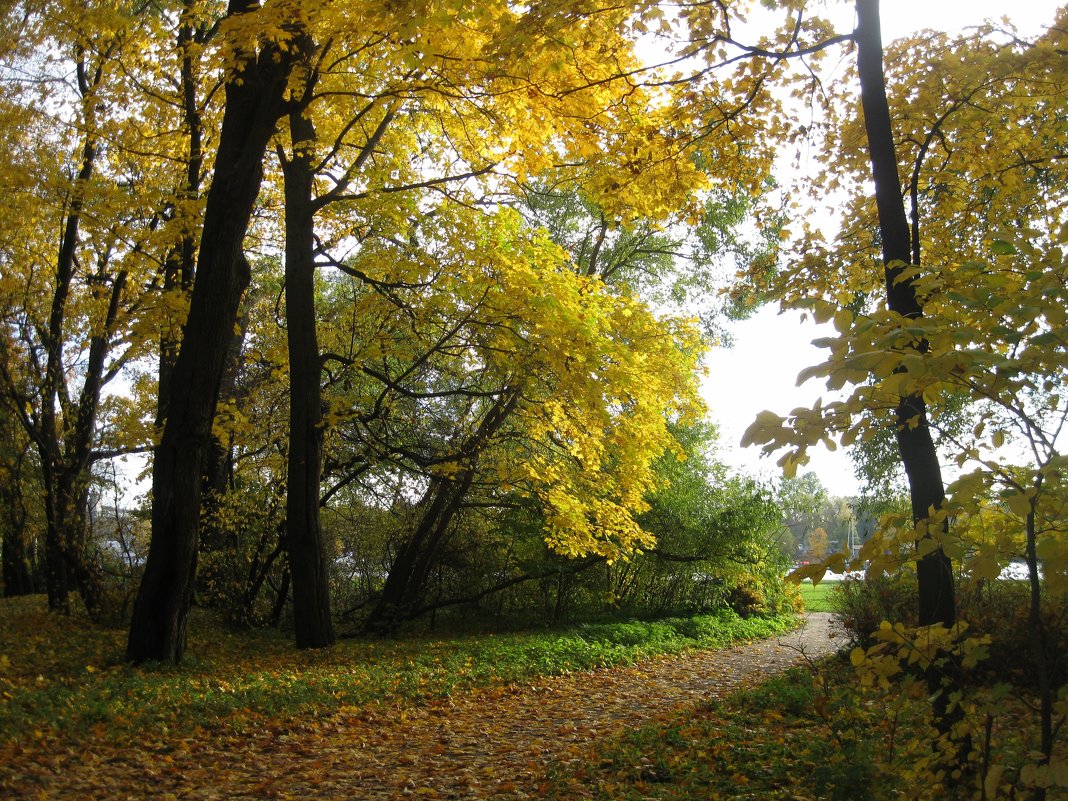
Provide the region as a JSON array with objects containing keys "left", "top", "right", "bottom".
[{"left": 831, "top": 572, "right": 1068, "bottom": 688}]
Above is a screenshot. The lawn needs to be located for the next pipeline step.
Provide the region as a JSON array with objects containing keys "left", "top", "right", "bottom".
[{"left": 798, "top": 579, "right": 835, "bottom": 612}]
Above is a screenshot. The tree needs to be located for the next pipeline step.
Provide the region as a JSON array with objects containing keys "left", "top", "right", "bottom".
[
  {"left": 127, "top": 0, "right": 303, "bottom": 663},
  {"left": 248, "top": 0, "right": 751, "bottom": 640},
  {"left": 308, "top": 205, "right": 706, "bottom": 630},
  {"left": 735, "top": 1, "right": 1068, "bottom": 788},
  {"left": 774, "top": 472, "right": 830, "bottom": 558},
  {"left": 733, "top": 1, "right": 956, "bottom": 646},
  {"left": 0, "top": 0, "right": 187, "bottom": 618},
  {"left": 807, "top": 527, "right": 829, "bottom": 561},
  {"left": 277, "top": 32, "right": 336, "bottom": 649},
  {"left": 852, "top": 0, "right": 957, "bottom": 655}
]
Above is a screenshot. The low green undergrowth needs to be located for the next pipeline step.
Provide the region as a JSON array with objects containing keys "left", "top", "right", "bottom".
[
  {"left": 0, "top": 595, "right": 796, "bottom": 749},
  {"left": 536, "top": 655, "right": 1065, "bottom": 801},
  {"left": 538, "top": 660, "right": 888, "bottom": 801}
]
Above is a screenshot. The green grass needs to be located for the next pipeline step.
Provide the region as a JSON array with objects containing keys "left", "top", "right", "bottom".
[
  {"left": 0, "top": 595, "right": 798, "bottom": 749},
  {"left": 798, "top": 580, "right": 835, "bottom": 612}
]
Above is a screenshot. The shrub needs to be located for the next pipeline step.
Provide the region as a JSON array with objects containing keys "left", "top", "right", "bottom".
[
  {"left": 957, "top": 578, "right": 1068, "bottom": 687},
  {"left": 832, "top": 571, "right": 1068, "bottom": 687},
  {"left": 727, "top": 577, "right": 767, "bottom": 617},
  {"left": 830, "top": 572, "right": 918, "bottom": 648}
]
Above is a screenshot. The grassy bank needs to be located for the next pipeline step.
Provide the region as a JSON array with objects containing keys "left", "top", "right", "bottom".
[{"left": 0, "top": 595, "right": 796, "bottom": 749}]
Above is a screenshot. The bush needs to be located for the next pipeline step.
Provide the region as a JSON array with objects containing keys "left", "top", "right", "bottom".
[
  {"left": 958, "top": 578, "right": 1068, "bottom": 687},
  {"left": 727, "top": 577, "right": 767, "bottom": 617},
  {"left": 831, "top": 572, "right": 1068, "bottom": 687},
  {"left": 830, "top": 572, "right": 918, "bottom": 648}
]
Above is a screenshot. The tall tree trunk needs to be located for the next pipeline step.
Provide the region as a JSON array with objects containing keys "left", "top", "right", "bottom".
[
  {"left": 127, "top": 1, "right": 298, "bottom": 663},
  {"left": 854, "top": 0, "right": 956, "bottom": 630},
  {"left": 281, "top": 89, "right": 335, "bottom": 649},
  {"left": 854, "top": 0, "right": 960, "bottom": 742}
]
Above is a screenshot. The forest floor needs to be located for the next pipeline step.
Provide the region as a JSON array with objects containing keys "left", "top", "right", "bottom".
[{"left": 2, "top": 613, "right": 838, "bottom": 800}]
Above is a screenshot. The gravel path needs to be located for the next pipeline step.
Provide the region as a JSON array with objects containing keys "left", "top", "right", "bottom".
[{"left": 12, "top": 614, "right": 841, "bottom": 800}]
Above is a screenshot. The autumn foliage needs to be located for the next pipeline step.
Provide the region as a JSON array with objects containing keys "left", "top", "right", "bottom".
[{"left": 1, "top": 0, "right": 1068, "bottom": 798}]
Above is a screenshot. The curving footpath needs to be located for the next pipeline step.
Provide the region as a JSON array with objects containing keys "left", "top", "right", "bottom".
[{"left": 12, "top": 613, "right": 840, "bottom": 800}]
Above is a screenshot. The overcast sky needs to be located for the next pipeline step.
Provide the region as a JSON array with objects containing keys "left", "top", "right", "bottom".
[{"left": 701, "top": 0, "right": 1065, "bottom": 498}]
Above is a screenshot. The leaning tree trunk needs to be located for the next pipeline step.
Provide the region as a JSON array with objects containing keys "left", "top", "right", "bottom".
[
  {"left": 854, "top": 0, "right": 960, "bottom": 743},
  {"left": 281, "top": 90, "right": 335, "bottom": 650},
  {"left": 364, "top": 390, "right": 520, "bottom": 633},
  {"left": 127, "top": 2, "right": 298, "bottom": 663},
  {"left": 364, "top": 471, "right": 476, "bottom": 633}
]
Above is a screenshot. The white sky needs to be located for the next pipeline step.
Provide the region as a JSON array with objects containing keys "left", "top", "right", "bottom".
[{"left": 701, "top": 0, "right": 1065, "bottom": 498}]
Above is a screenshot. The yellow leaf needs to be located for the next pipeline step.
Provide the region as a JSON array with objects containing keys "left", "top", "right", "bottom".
[{"left": 833, "top": 308, "right": 852, "bottom": 334}]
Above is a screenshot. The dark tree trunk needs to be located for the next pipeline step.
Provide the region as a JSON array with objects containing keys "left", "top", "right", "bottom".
[
  {"left": 281, "top": 87, "right": 335, "bottom": 649},
  {"left": 854, "top": 0, "right": 961, "bottom": 755},
  {"left": 854, "top": 0, "right": 956, "bottom": 632},
  {"left": 127, "top": 2, "right": 298, "bottom": 663}
]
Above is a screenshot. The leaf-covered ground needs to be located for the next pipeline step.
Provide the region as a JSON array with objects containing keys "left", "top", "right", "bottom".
[{"left": 0, "top": 596, "right": 835, "bottom": 799}]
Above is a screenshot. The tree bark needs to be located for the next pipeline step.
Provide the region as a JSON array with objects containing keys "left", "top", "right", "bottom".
[
  {"left": 281, "top": 88, "right": 336, "bottom": 649},
  {"left": 127, "top": 0, "right": 298, "bottom": 663}
]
